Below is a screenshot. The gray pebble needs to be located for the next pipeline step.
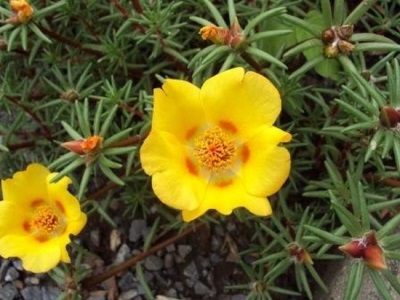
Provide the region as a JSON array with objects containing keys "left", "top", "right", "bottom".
[
  {"left": 164, "top": 253, "right": 174, "bottom": 269},
  {"left": 178, "top": 245, "right": 192, "bottom": 258},
  {"left": 232, "top": 295, "right": 247, "bottom": 300},
  {"left": 87, "top": 295, "right": 106, "bottom": 300},
  {"left": 144, "top": 255, "right": 163, "bottom": 271},
  {"left": 21, "top": 286, "right": 42, "bottom": 300},
  {"left": 90, "top": 229, "right": 101, "bottom": 247},
  {"left": 118, "top": 271, "right": 136, "bottom": 292},
  {"left": 194, "top": 281, "right": 211, "bottom": 296},
  {"left": 173, "top": 281, "right": 185, "bottom": 291},
  {"left": 4, "top": 266, "right": 19, "bottom": 281},
  {"left": 42, "top": 286, "right": 62, "bottom": 300},
  {"left": 11, "top": 260, "right": 23, "bottom": 271},
  {"left": 114, "top": 244, "right": 131, "bottom": 264},
  {"left": 0, "top": 283, "right": 18, "bottom": 300},
  {"left": 25, "top": 276, "right": 40, "bottom": 285},
  {"left": 118, "top": 289, "right": 139, "bottom": 300},
  {"left": 129, "top": 219, "right": 148, "bottom": 242},
  {"left": 165, "top": 287, "right": 178, "bottom": 298},
  {"left": 166, "top": 244, "right": 176, "bottom": 252},
  {"left": 183, "top": 261, "right": 199, "bottom": 280}
]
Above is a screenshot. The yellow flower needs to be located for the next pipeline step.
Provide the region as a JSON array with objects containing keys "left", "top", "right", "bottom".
[
  {"left": 0, "top": 164, "right": 87, "bottom": 273},
  {"left": 199, "top": 25, "right": 226, "bottom": 45},
  {"left": 9, "top": 0, "right": 33, "bottom": 24},
  {"left": 140, "top": 68, "right": 291, "bottom": 222}
]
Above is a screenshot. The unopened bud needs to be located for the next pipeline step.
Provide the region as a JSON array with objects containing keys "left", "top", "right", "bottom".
[
  {"left": 338, "top": 40, "right": 355, "bottom": 54},
  {"left": 324, "top": 45, "right": 339, "bottom": 58},
  {"left": 321, "top": 28, "right": 336, "bottom": 45},
  {"left": 287, "top": 243, "right": 313, "bottom": 264},
  {"left": 363, "top": 245, "right": 387, "bottom": 270},
  {"left": 380, "top": 105, "right": 400, "bottom": 128}
]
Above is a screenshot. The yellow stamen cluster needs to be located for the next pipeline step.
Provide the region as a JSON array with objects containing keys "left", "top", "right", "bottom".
[
  {"left": 194, "top": 127, "right": 236, "bottom": 173},
  {"left": 31, "top": 205, "right": 63, "bottom": 236}
]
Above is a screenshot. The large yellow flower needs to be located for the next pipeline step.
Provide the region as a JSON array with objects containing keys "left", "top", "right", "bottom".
[
  {"left": 140, "top": 68, "right": 291, "bottom": 222},
  {"left": 0, "top": 164, "right": 87, "bottom": 273}
]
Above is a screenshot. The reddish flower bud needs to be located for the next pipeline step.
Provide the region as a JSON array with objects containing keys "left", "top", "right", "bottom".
[
  {"left": 339, "top": 240, "right": 364, "bottom": 258},
  {"left": 287, "top": 243, "right": 313, "bottom": 264},
  {"left": 363, "top": 245, "right": 387, "bottom": 270},
  {"left": 321, "top": 28, "right": 336, "bottom": 45},
  {"left": 380, "top": 106, "right": 400, "bottom": 128},
  {"left": 8, "top": 0, "right": 34, "bottom": 24},
  {"left": 61, "top": 135, "right": 103, "bottom": 155}
]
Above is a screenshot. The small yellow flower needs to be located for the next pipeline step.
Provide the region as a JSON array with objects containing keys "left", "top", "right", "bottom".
[
  {"left": 0, "top": 164, "right": 87, "bottom": 273},
  {"left": 199, "top": 20, "right": 245, "bottom": 49},
  {"left": 140, "top": 68, "right": 291, "bottom": 222},
  {"left": 9, "top": 0, "right": 34, "bottom": 24}
]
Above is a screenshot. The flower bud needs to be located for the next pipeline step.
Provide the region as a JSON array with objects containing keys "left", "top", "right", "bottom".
[
  {"left": 338, "top": 40, "right": 355, "bottom": 55},
  {"left": 61, "top": 135, "right": 103, "bottom": 155},
  {"left": 9, "top": 0, "right": 34, "bottom": 24},
  {"left": 199, "top": 25, "right": 227, "bottom": 45},
  {"left": 287, "top": 243, "right": 313, "bottom": 264},
  {"left": 339, "top": 240, "right": 364, "bottom": 258},
  {"left": 60, "top": 89, "right": 80, "bottom": 102},
  {"left": 324, "top": 45, "right": 339, "bottom": 58},
  {"left": 363, "top": 245, "right": 387, "bottom": 270},
  {"left": 379, "top": 105, "right": 400, "bottom": 128},
  {"left": 335, "top": 25, "right": 354, "bottom": 41},
  {"left": 321, "top": 28, "right": 336, "bottom": 45}
]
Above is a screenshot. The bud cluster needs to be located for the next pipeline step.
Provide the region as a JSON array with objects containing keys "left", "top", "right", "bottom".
[
  {"left": 339, "top": 231, "right": 387, "bottom": 270},
  {"left": 321, "top": 25, "right": 355, "bottom": 58}
]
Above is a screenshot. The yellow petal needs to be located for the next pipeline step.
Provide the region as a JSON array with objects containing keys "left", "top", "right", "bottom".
[
  {"left": 141, "top": 130, "right": 187, "bottom": 175},
  {"left": 241, "top": 126, "right": 291, "bottom": 196},
  {"left": 201, "top": 68, "right": 282, "bottom": 140},
  {"left": 0, "top": 235, "right": 63, "bottom": 273},
  {"left": 65, "top": 212, "right": 87, "bottom": 236},
  {"left": 0, "top": 201, "right": 27, "bottom": 236},
  {"left": 182, "top": 173, "right": 272, "bottom": 221},
  {"left": 141, "top": 130, "right": 207, "bottom": 211},
  {"left": 47, "top": 173, "right": 82, "bottom": 220},
  {"left": 2, "top": 163, "right": 50, "bottom": 206},
  {"left": 152, "top": 79, "right": 206, "bottom": 142}
]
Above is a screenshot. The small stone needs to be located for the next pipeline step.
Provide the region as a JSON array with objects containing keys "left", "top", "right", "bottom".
[
  {"left": 87, "top": 295, "right": 106, "bottom": 300},
  {"left": 21, "top": 286, "right": 42, "bottom": 300},
  {"left": 114, "top": 244, "right": 131, "bottom": 264},
  {"left": 11, "top": 260, "right": 23, "bottom": 271},
  {"left": 173, "top": 281, "right": 185, "bottom": 291},
  {"left": 0, "top": 283, "right": 18, "bottom": 300},
  {"left": 118, "top": 271, "right": 136, "bottom": 292},
  {"left": 178, "top": 245, "right": 192, "bottom": 258},
  {"left": 210, "top": 253, "right": 222, "bottom": 264},
  {"left": 110, "top": 229, "right": 122, "bottom": 251},
  {"left": 25, "top": 276, "right": 40, "bottom": 285},
  {"left": 129, "top": 219, "right": 148, "bottom": 242},
  {"left": 194, "top": 281, "right": 211, "bottom": 296},
  {"left": 42, "top": 286, "right": 62, "bottom": 300},
  {"left": 4, "top": 266, "right": 19, "bottom": 281},
  {"left": 90, "top": 229, "right": 100, "bottom": 247},
  {"left": 118, "top": 290, "right": 139, "bottom": 300},
  {"left": 166, "top": 244, "right": 176, "bottom": 252},
  {"left": 183, "top": 261, "right": 199, "bottom": 280},
  {"left": 144, "top": 255, "right": 163, "bottom": 271},
  {"left": 164, "top": 288, "right": 178, "bottom": 298},
  {"left": 164, "top": 253, "right": 174, "bottom": 269}
]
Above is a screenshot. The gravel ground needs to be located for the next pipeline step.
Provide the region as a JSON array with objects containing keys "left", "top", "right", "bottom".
[{"left": 0, "top": 213, "right": 256, "bottom": 300}]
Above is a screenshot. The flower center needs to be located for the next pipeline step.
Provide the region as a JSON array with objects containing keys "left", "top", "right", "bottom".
[
  {"left": 30, "top": 205, "right": 64, "bottom": 237},
  {"left": 194, "top": 127, "right": 237, "bottom": 173}
]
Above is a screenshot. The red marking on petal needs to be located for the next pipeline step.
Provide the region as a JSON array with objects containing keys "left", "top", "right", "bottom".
[
  {"left": 55, "top": 201, "right": 65, "bottom": 214},
  {"left": 186, "top": 158, "right": 198, "bottom": 176},
  {"left": 185, "top": 127, "right": 198, "bottom": 140},
  {"left": 31, "top": 199, "right": 44, "bottom": 208},
  {"left": 22, "top": 221, "right": 31, "bottom": 233},
  {"left": 218, "top": 121, "right": 237, "bottom": 133},
  {"left": 241, "top": 145, "right": 250, "bottom": 164},
  {"left": 215, "top": 180, "right": 233, "bottom": 188},
  {"left": 35, "top": 235, "right": 49, "bottom": 243}
]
